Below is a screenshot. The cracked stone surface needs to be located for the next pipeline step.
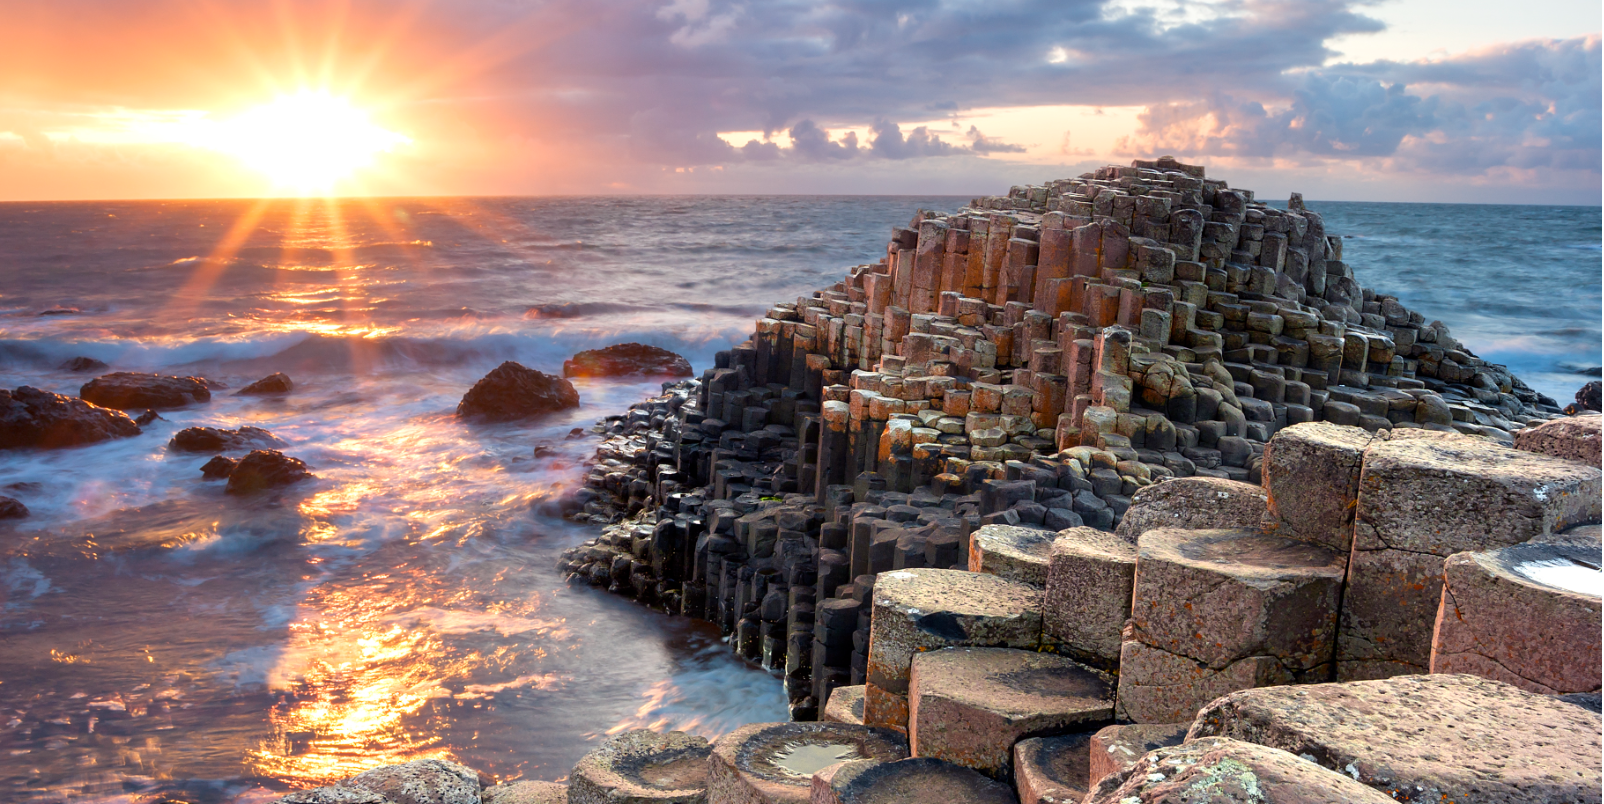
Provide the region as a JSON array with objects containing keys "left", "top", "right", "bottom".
[
  {"left": 1084, "top": 736, "right": 1397, "bottom": 804},
  {"left": 1043, "top": 526, "right": 1137, "bottom": 671},
  {"left": 1187, "top": 674, "right": 1604, "bottom": 804},
  {"left": 1115, "top": 641, "right": 1293, "bottom": 724},
  {"left": 1260, "top": 422, "right": 1377, "bottom": 554},
  {"left": 1515, "top": 413, "right": 1602, "bottom": 466},
  {"left": 968, "top": 524, "right": 1057, "bottom": 586},
  {"left": 1113, "top": 477, "right": 1269, "bottom": 543}
]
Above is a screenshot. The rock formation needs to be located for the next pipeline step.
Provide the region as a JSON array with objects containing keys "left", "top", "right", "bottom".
[
  {"left": 80, "top": 371, "right": 212, "bottom": 409},
  {"left": 1, "top": 386, "right": 142, "bottom": 449},
  {"left": 563, "top": 343, "right": 695, "bottom": 379},
  {"left": 168, "top": 425, "right": 285, "bottom": 453},
  {"left": 240, "top": 372, "right": 294, "bottom": 394},
  {"left": 457, "top": 362, "right": 580, "bottom": 421},
  {"left": 221, "top": 449, "right": 315, "bottom": 494}
]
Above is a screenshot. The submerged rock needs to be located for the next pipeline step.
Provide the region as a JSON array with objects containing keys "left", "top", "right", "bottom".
[
  {"left": 240, "top": 372, "right": 294, "bottom": 395},
  {"left": 1, "top": 386, "right": 142, "bottom": 449},
  {"left": 134, "top": 409, "right": 162, "bottom": 426},
  {"left": 224, "top": 450, "right": 314, "bottom": 495},
  {"left": 457, "top": 362, "right": 580, "bottom": 421},
  {"left": 563, "top": 343, "right": 693, "bottom": 379},
  {"left": 169, "top": 425, "right": 285, "bottom": 453},
  {"left": 200, "top": 455, "right": 238, "bottom": 479},
  {"left": 80, "top": 372, "right": 211, "bottom": 409},
  {"left": 60, "top": 356, "right": 109, "bottom": 373},
  {"left": 0, "top": 495, "right": 28, "bottom": 519}
]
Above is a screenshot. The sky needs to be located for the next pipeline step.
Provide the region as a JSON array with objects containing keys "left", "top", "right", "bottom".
[{"left": 0, "top": 0, "right": 1598, "bottom": 203}]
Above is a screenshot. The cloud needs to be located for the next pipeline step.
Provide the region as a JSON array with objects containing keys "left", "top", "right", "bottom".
[{"left": 967, "top": 125, "right": 1027, "bottom": 154}]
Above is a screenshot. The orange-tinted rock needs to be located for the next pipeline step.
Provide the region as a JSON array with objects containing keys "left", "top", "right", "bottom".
[
  {"left": 457, "top": 361, "right": 580, "bottom": 421},
  {"left": 240, "top": 372, "right": 294, "bottom": 395},
  {"left": 1514, "top": 414, "right": 1601, "bottom": 466},
  {"left": 1, "top": 386, "right": 141, "bottom": 449},
  {"left": 1260, "top": 422, "right": 1376, "bottom": 553},
  {"left": 1042, "top": 527, "right": 1136, "bottom": 670},
  {"left": 1013, "top": 732, "right": 1093, "bottom": 804},
  {"left": 80, "top": 371, "right": 211, "bottom": 409},
  {"left": 224, "top": 450, "right": 314, "bottom": 495}
]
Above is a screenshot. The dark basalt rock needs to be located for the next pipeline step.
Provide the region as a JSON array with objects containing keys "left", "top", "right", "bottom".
[
  {"left": 1, "top": 386, "right": 141, "bottom": 449},
  {"left": 562, "top": 343, "right": 693, "bottom": 379},
  {"left": 457, "top": 362, "right": 580, "bottom": 421},
  {"left": 0, "top": 496, "right": 28, "bottom": 520},
  {"left": 169, "top": 426, "right": 285, "bottom": 453},
  {"left": 224, "top": 450, "right": 314, "bottom": 495},
  {"left": 200, "top": 456, "right": 239, "bottom": 479},
  {"left": 80, "top": 372, "right": 211, "bottom": 410},
  {"left": 60, "top": 356, "right": 109, "bottom": 373},
  {"left": 240, "top": 373, "right": 294, "bottom": 395},
  {"left": 135, "top": 410, "right": 162, "bottom": 426},
  {"left": 1567, "top": 380, "right": 1602, "bottom": 415}
]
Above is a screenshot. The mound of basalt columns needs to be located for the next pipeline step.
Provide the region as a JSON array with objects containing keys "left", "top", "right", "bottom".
[
  {"left": 80, "top": 371, "right": 212, "bottom": 409},
  {"left": 706, "top": 721, "right": 907, "bottom": 804},
  {"left": 564, "top": 343, "right": 695, "bottom": 379},
  {"left": 1, "top": 386, "right": 141, "bottom": 449},
  {"left": 457, "top": 361, "right": 580, "bottom": 421},
  {"left": 553, "top": 158, "right": 1595, "bottom": 735}
]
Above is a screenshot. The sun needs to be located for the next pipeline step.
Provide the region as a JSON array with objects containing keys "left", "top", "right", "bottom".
[{"left": 208, "top": 91, "right": 410, "bottom": 194}]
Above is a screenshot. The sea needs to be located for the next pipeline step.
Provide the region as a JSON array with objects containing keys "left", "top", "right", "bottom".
[{"left": 0, "top": 196, "right": 1598, "bottom": 803}]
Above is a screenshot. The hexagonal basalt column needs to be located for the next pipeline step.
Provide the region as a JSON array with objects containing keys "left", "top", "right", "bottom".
[
  {"left": 1260, "top": 422, "right": 1377, "bottom": 554},
  {"left": 1012, "top": 732, "right": 1094, "bottom": 804},
  {"left": 968, "top": 524, "right": 1056, "bottom": 586},
  {"left": 1112, "top": 477, "right": 1267, "bottom": 543},
  {"left": 865, "top": 569, "right": 1043, "bottom": 733},
  {"left": 1085, "top": 723, "right": 1186, "bottom": 792},
  {"left": 1119, "top": 528, "right": 1346, "bottom": 723},
  {"left": 569, "top": 729, "right": 713, "bottom": 804},
  {"left": 811, "top": 757, "right": 1018, "bottom": 804},
  {"left": 706, "top": 721, "right": 907, "bottom": 804},
  {"left": 908, "top": 647, "right": 1113, "bottom": 780},
  {"left": 1431, "top": 538, "right": 1602, "bottom": 694},
  {"left": 822, "top": 685, "right": 866, "bottom": 725},
  {"left": 1042, "top": 527, "right": 1137, "bottom": 671},
  {"left": 1340, "top": 433, "right": 1602, "bottom": 680}
]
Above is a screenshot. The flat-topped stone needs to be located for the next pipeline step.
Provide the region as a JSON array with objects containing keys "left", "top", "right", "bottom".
[
  {"left": 866, "top": 569, "right": 1043, "bottom": 732},
  {"left": 709, "top": 721, "right": 907, "bottom": 804},
  {"left": 1341, "top": 434, "right": 1602, "bottom": 679},
  {"left": 811, "top": 757, "right": 1017, "bottom": 804},
  {"left": 1042, "top": 527, "right": 1137, "bottom": 670},
  {"left": 1515, "top": 414, "right": 1601, "bottom": 466},
  {"left": 482, "top": 781, "right": 569, "bottom": 804},
  {"left": 1432, "top": 539, "right": 1602, "bottom": 694},
  {"left": 345, "top": 759, "right": 483, "bottom": 804},
  {"left": 1086, "top": 723, "right": 1186, "bottom": 792},
  {"left": 570, "top": 728, "right": 712, "bottom": 804},
  {"left": 1188, "top": 674, "right": 1604, "bottom": 804},
  {"left": 968, "top": 524, "right": 1056, "bottom": 586},
  {"left": 909, "top": 647, "right": 1113, "bottom": 779},
  {"left": 822, "top": 685, "right": 866, "bottom": 725},
  {"left": 1260, "top": 422, "right": 1376, "bottom": 553},
  {"left": 1013, "top": 732, "right": 1094, "bottom": 804},
  {"left": 1113, "top": 477, "right": 1268, "bottom": 542},
  {"left": 1084, "top": 736, "right": 1398, "bottom": 804}
]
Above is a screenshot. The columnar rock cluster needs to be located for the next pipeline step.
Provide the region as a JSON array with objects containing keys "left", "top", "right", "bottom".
[{"left": 557, "top": 159, "right": 1582, "bottom": 723}]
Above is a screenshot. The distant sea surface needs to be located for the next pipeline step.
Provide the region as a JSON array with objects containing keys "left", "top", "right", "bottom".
[{"left": 0, "top": 196, "right": 1597, "bottom": 802}]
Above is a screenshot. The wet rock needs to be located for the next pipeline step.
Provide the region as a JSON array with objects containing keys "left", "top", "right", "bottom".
[
  {"left": 225, "top": 450, "right": 314, "bottom": 494},
  {"left": 1514, "top": 413, "right": 1601, "bottom": 466},
  {"left": 708, "top": 721, "right": 906, "bottom": 804},
  {"left": 1261, "top": 422, "right": 1376, "bottom": 554},
  {"left": 569, "top": 728, "right": 711, "bottom": 804},
  {"left": 1084, "top": 736, "right": 1397, "bottom": 804},
  {"left": 1, "top": 386, "right": 141, "bottom": 449},
  {"left": 134, "top": 409, "right": 162, "bottom": 426},
  {"left": 1188, "top": 674, "right": 1604, "bottom": 804},
  {"left": 60, "top": 356, "right": 108, "bottom": 373},
  {"left": 563, "top": 343, "right": 694, "bottom": 379},
  {"left": 168, "top": 425, "right": 285, "bottom": 453},
  {"left": 1431, "top": 539, "right": 1601, "bottom": 694},
  {"left": 80, "top": 372, "right": 211, "bottom": 409},
  {"left": 200, "top": 455, "right": 239, "bottom": 479},
  {"left": 866, "top": 568, "right": 1043, "bottom": 732},
  {"left": 967, "top": 524, "right": 1056, "bottom": 586},
  {"left": 0, "top": 495, "right": 28, "bottom": 519},
  {"left": 909, "top": 647, "right": 1112, "bottom": 779},
  {"left": 1113, "top": 476, "right": 1267, "bottom": 543},
  {"left": 481, "top": 781, "right": 568, "bottom": 804},
  {"left": 457, "top": 361, "right": 580, "bottom": 421},
  {"left": 241, "top": 372, "right": 294, "bottom": 395},
  {"left": 1042, "top": 527, "right": 1137, "bottom": 670},
  {"left": 1086, "top": 723, "right": 1187, "bottom": 792},
  {"left": 822, "top": 685, "right": 866, "bottom": 725},
  {"left": 1341, "top": 433, "right": 1602, "bottom": 679},
  {"left": 345, "top": 758, "right": 483, "bottom": 804},
  {"left": 815, "top": 757, "right": 1017, "bottom": 804},
  {"left": 1013, "top": 732, "right": 1093, "bottom": 804}
]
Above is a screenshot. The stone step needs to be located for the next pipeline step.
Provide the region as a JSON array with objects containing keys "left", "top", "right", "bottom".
[
  {"left": 865, "top": 568, "right": 1043, "bottom": 732},
  {"left": 1431, "top": 537, "right": 1602, "bottom": 695},
  {"left": 1042, "top": 527, "right": 1137, "bottom": 671},
  {"left": 1513, "top": 413, "right": 1601, "bottom": 465},
  {"left": 708, "top": 721, "right": 907, "bottom": 804},
  {"left": 1112, "top": 476, "right": 1267, "bottom": 542},
  {"left": 908, "top": 647, "right": 1113, "bottom": 780},
  {"left": 1189, "top": 673, "right": 1604, "bottom": 804},
  {"left": 1260, "top": 421, "right": 1376, "bottom": 554},
  {"left": 968, "top": 523, "right": 1057, "bottom": 586},
  {"left": 810, "top": 757, "right": 1017, "bottom": 804},
  {"left": 1084, "top": 736, "right": 1397, "bottom": 804},
  {"left": 482, "top": 780, "right": 569, "bottom": 803},
  {"left": 1120, "top": 527, "right": 1346, "bottom": 723},
  {"left": 569, "top": 729, "right": 712, "bottom": 804},
  {"left": 822, "top": 685, "right": 866, "bottom": 725},
  {"left": 1085, "top": 723, "right": 1186, "bottom": 792},
  {"left": 1012, "top": 732, "right": 1094, "bottom": 804}
]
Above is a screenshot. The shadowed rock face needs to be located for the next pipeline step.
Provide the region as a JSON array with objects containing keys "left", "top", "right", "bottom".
[
  {"left": 0, "top": 386, "right": 141, "bottom": 449},
  {"left": 563, "top": 343, "right": 694, "bottom": 379},
  {"left": 224, "top": 450, "right": 314, "bottom": 495},
  {"left": 80, "top": 372, "right": 211, "bottom": 409},
  {"left": 240, "top": 372, "right": 294, "bottom": 395},
  {"left": 59, "top": 356, "right": 108, "bottom": 373},
  {"left": 168, "top": 425, "right": 284, "bottom": 453},
  {"left": 0, "top": 495, "right": 28, "bottom": 519},
  {"left": 457, "top": 361, "right": 580, "bottom": 421}
]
